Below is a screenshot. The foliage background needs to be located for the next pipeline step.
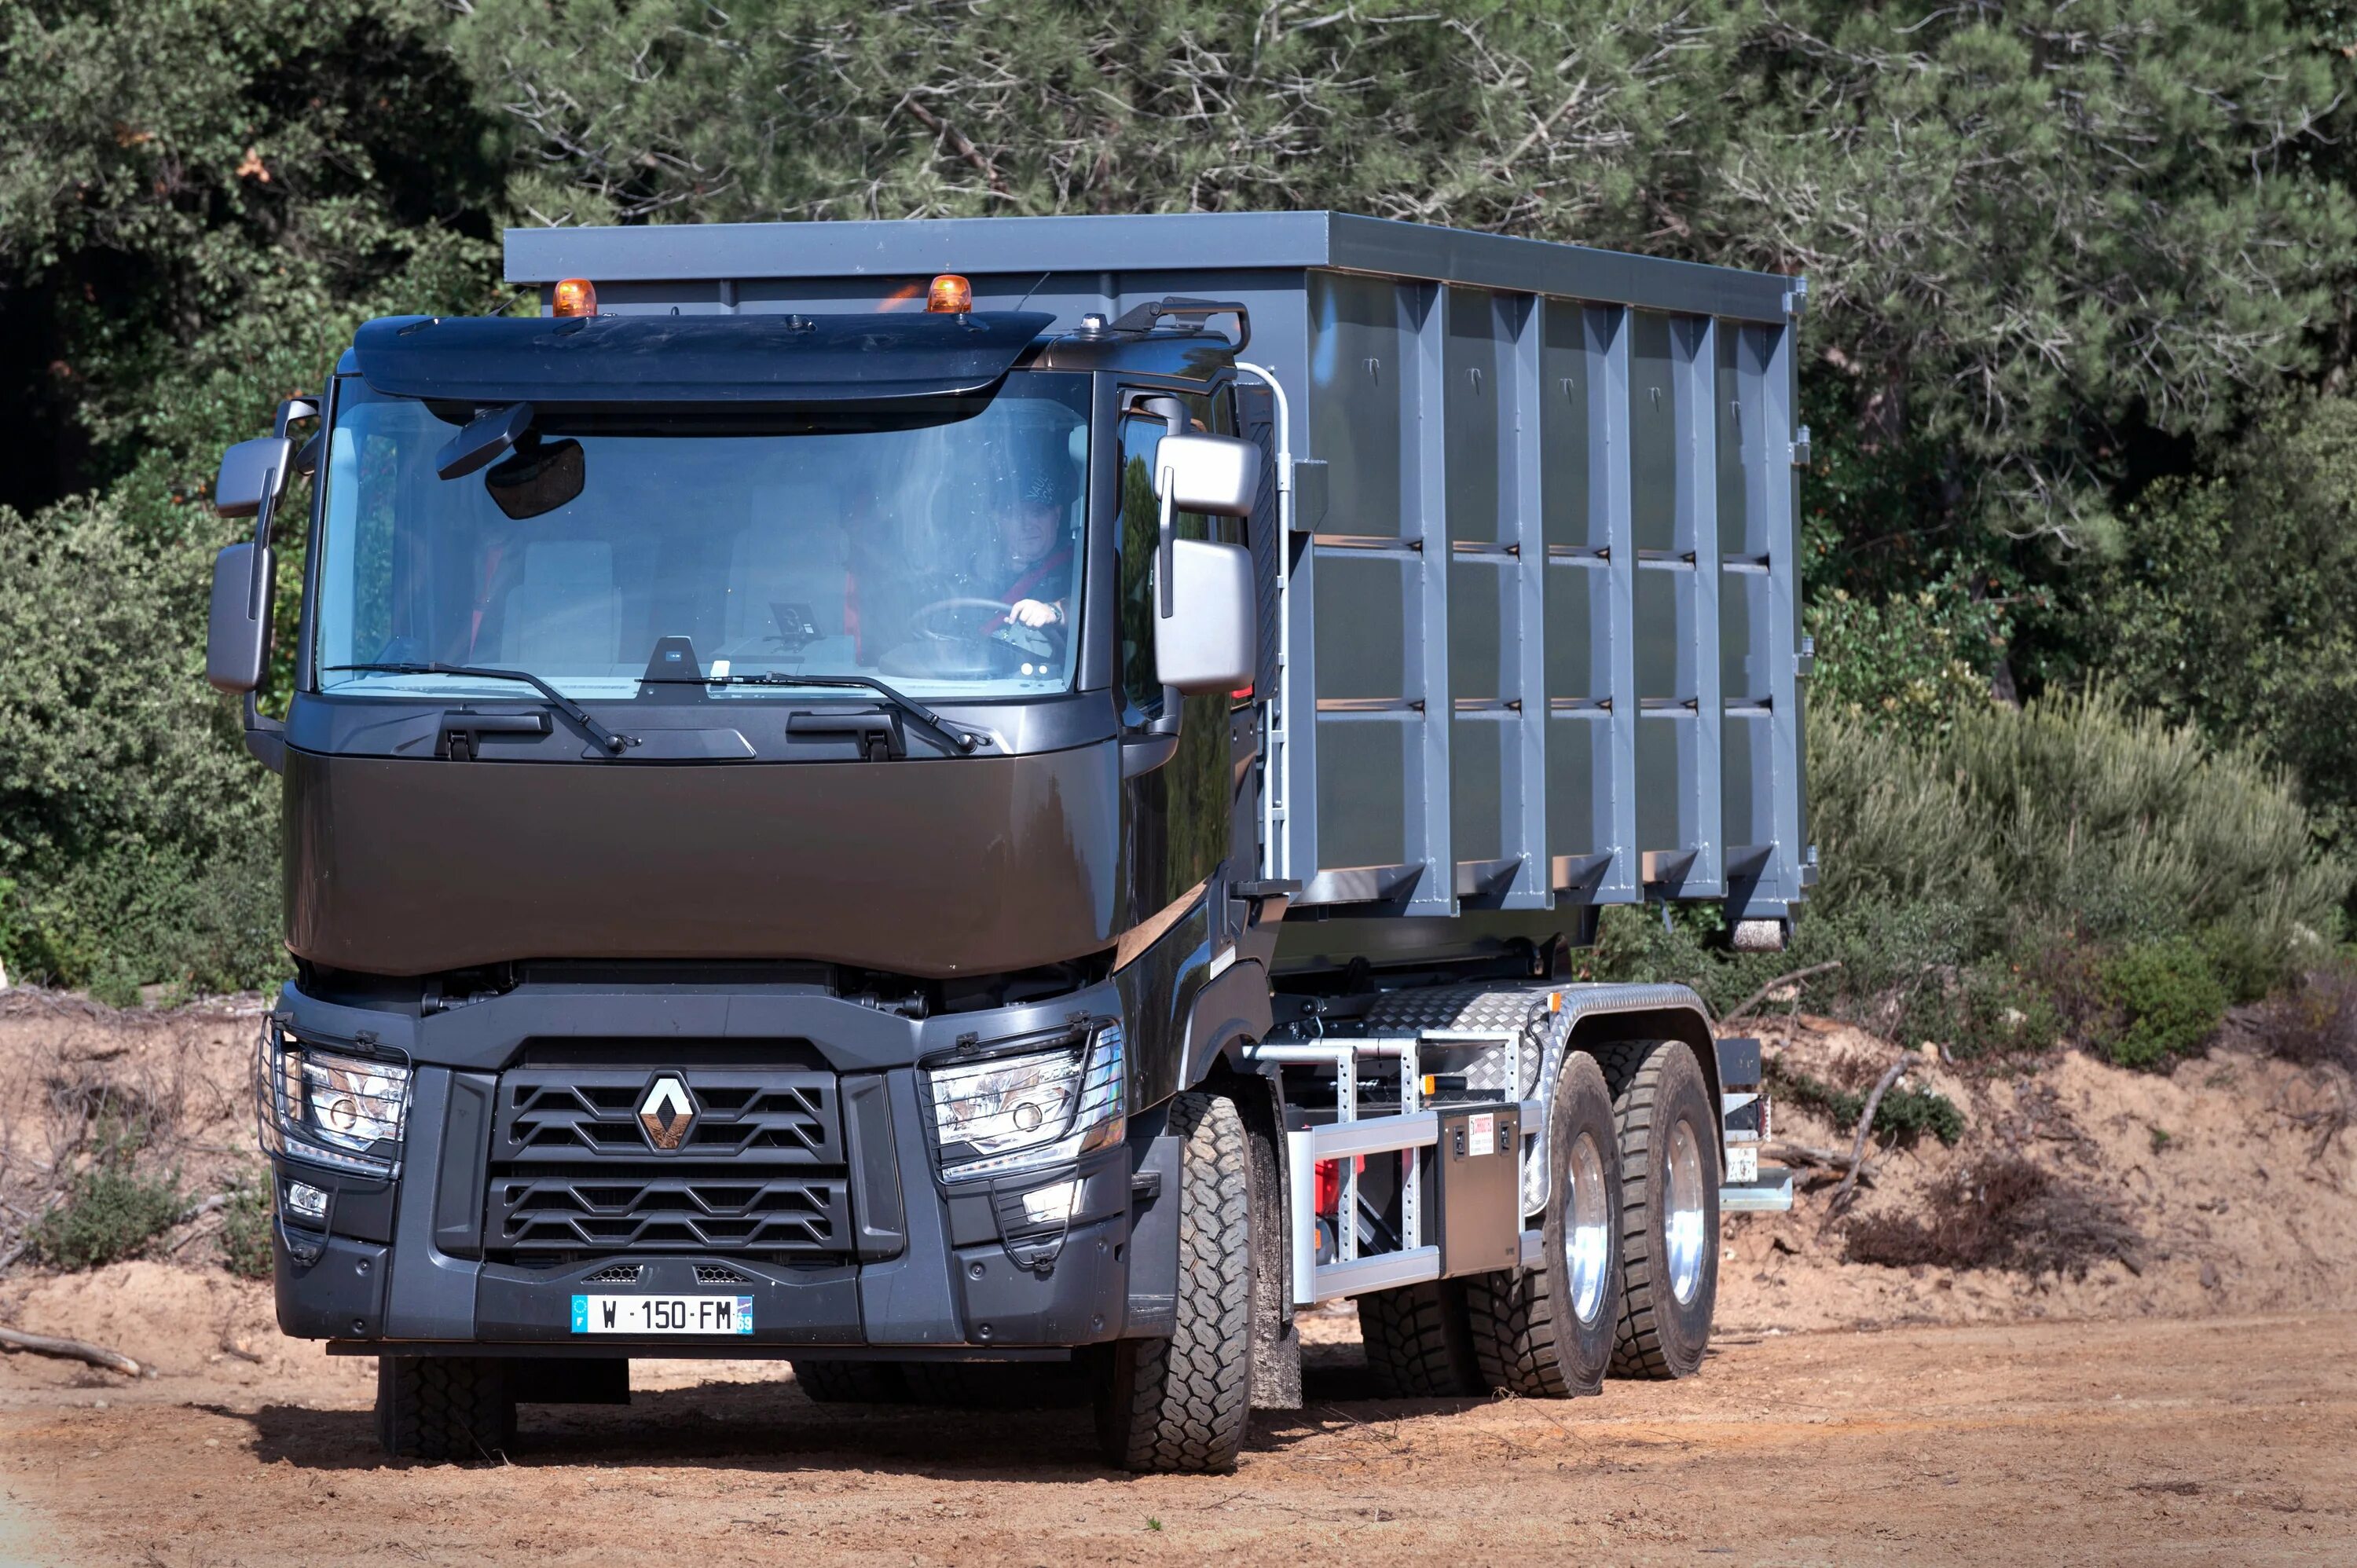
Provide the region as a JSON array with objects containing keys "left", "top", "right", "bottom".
[{"left": 0, "top": 0, "right": 2351, "bottom": 1018}]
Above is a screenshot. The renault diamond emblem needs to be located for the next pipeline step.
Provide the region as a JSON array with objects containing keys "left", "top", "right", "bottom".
[{"left": 638, "top": 1074, "right": 698, "bottom": 1151}]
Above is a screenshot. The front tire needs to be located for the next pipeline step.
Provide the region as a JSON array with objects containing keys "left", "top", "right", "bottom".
[
  {"left": 376, "top": 1355, "right": 516, "bottom": 1461},
  {"left": 1093, "top": 1093, "right": 1254, "bottom": 1473},
  {"left": 1596, "top": 1040, "right": 1720, "bottom": 1379},
  {"left": 1463, "top": 1050, "right": 1622, "bottom": 1396}
]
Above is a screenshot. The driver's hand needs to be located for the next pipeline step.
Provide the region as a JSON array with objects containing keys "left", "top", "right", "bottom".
[{"left": 1008, "top": 598, "right": 1061, "bottom": 628}]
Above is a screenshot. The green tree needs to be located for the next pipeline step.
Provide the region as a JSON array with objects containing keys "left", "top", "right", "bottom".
[
  {"left": 452, "top": 0, "right": 2357, "bottom": 561},
  {"left": 2087, "top": 391, "right": 2357, "bottom": 847},
  {"left": 0, "top": 0, "right": 508, "bottom": 518}
]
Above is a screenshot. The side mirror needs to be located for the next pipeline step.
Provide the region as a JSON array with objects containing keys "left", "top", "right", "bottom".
[
  {"left": 214, "top": 436, "right": 294, "bottom": 519},
  {"left": 1153, "top": 434, "right": 1260, "bottom": 518},
  {"left": 207, "top": 541, "right": 273, "bottom": 694},
  {"left": 1154, "top": 539, "right": 1255, "bottom": 694}
]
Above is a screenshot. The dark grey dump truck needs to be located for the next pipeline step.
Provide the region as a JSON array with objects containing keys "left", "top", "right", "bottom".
[{"left": 207, "top": 211, "right": 1806, "bottom": 1473}]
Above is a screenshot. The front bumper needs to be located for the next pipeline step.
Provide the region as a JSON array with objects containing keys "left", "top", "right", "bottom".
[{"left": 268, "top": 979, "right": 1150, "bottom": 1356}]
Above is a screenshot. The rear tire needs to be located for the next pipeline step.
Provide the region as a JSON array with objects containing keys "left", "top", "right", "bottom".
[
  {"left": 376, "top": 1355, "right": 517, "bottom": 1461},
  {"left": 1596, "top": 1039, "right": 1720, "bottom": 1379},
  {"left": 1357, "top": 1281, "right": 1483, "bottom": 1397},
  {"left": 1093, "top": 1093, "right": 1253, "bottom": 1473},
  {"left": 1462, "top": 1050, "right": 1622, "bottom": 1397},
  {"left": 790, "top": 1359, "right": 907, "bottom": 1404}
]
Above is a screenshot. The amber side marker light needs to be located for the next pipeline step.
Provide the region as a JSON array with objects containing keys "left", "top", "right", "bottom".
[
  {"left": 552, "top": 277, "right": 598, "bottom": 317},
  {"left": 926, "top": 273, "right": 973, "bottom": 313}
]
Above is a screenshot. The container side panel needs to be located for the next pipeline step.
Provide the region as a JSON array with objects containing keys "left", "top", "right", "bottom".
[
  {"left": 1721, "top": 566, "right": 1769, "bottom": 701},
  {"left": 1448, "top": 559, "right": 1505, "bottom": 698},
  {"left": 1450, "top": 717, "right": 1505, "bottom": 863},
  {"left": 1313, "top": 554, "right": 1411, "bottom": 701},
  {"left": 1723, "top": 713, "right": 1768, "bottom": 854},
  {"left": 1717, "top": 324, "right": 1756, "bottom": 559},
  {"left": 1540, "top": 304, "right": 1594, "bottom": 551},
  {"left": 1308, "top": 273, "right": 1408, "bottom": 539},
  {"left": 1635, "top": 715, "right": 1692, "bottom": 859},
  {"left": 1406, "top": 284, "right": 1454, "bottom": 914},
  {"left": 1679, "top": 315, "right": 1726, "bottom": 896},
  {"left": 1629, "top": 313, "right": 1681, "bottom": 555},
  {"left": 1502, "top": 291, "right": 1549, "bottom": 908},
  {"left": 1444, "top": 287, "right": 1506, "bottom": 545},
  {"left": 1314, "top": 718, "right": 1409, "bottom": 870},
  {"left": 1545, "top": 560, "right": 1609, "bottom": 701},
  {"left": 1547, "top": 716, "right": 1609, "bottom": 870},
  {"left": 1633, "top": 564, "right": 1687, "bottom": 703},
  {"left": 1449, "top": 560, "right": 1509, "bottom": 876},
  {"left": 1589, "top": 306, "right": 1639, "bottom": 904},
  {"left": 1766, "top": 318, "right": 1808, "bottom": 912}
]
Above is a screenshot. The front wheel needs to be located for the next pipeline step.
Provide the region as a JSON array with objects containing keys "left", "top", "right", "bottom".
[
  {"left": 376, "top": 1355, "right": 516, "bottom": 1461},
  {"left": 1093, "top": 1093, "right": 1254, "bottom": 1473},
  {"left": 1462, "top": 1050, "right": 1622, "bottom": 1396}
]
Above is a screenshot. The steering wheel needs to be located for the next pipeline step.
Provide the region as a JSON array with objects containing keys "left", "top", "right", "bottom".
[{"left": 911, "top": 596, "right": 1017, "bottom": 643}]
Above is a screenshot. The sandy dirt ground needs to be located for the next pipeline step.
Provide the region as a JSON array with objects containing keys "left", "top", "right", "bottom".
[
  {"left": 2, "top": 995, "right": 2355, "bottom": 1564},
  {"left": 0, "top": 1310, "right": 2350, "bottom": 1566}
]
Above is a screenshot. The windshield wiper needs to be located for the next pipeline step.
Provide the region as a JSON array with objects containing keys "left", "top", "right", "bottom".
[
  {"left": 325, "top": 662, "right": 636, "bottom": 756},
  {"left": 700, "top": 672, "right": 984, "bottom": 757}
]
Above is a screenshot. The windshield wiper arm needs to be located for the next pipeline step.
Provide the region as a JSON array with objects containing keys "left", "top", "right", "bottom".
[
  {"left": 325, "top": 663, "right": 635, "bottom": 756},
  {"left": 707, "top": 672, "right": 984, "bottom": 756}
]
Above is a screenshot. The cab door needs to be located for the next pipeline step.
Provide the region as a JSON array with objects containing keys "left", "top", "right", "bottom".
[{"left": 1110, "top": 388, "right": 1241, "bottom": 1101}]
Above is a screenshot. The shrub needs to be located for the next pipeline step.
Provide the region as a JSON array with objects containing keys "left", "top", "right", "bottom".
[
  {"left": 2245, "top": 962, "right": 2357, "bottom": 1075},
  {"left": 1844, "top": 1155, "right": 2141, "bottom": 1279},
  {"left": 0, "top": 496, "right": 287, "bottom": 996},
  {"left": 2094, "top": 938, "right": 2229, "bottom": 1069},
  {"left": 1947, "top": 960, "right": 2065, "bottom": 1061},
  {"left": 1771, "top": 1068, "right": 1965, "bottom": 1147},
  {"left": 30, "top": 1126, "right": 187, "bottom": 1270},
  {"left": 220, "top": 1173, "right": 276, "bottom": 1280},
  {"left": 1805, "top": 574, "right": 2008, "bottom": 742}
]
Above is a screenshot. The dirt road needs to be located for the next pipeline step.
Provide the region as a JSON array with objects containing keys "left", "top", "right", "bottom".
[{"left": 1, "top": 1310, "right": 2349, "bottom": 1566}]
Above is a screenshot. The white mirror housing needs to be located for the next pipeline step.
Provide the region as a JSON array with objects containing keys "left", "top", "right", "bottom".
[
  {"left": 1154, "top": 539, "right": 1255, "bottom": 694},
  {"left": 1154, "top": 433, "right": 1260, "bottom": 518},
  {"left": 214, "top": 436, "right": 294, "bottom": 520}
]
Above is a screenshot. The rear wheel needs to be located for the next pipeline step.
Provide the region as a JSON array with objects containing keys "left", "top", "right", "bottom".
[
  {"left": 1093, "top": 1092, "right": 1254, "bottom": 1473},
  {"left": 790, "top": 1359, "right": 907, "bottom": 1404},
  {"left": 376, "top": 1355, "right": 516, "bottom": 1462},
  {"left": 1357, "top": 1280, "right": 1482, "bottom": 1397},
  {"left": 1462, "top": 1050, "right": 1622, "bottom": 1396},
  {"left": 1596, "top": 1039, "right": 1719, "bottom": 1379}
]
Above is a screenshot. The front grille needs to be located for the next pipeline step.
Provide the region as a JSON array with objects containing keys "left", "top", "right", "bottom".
[
  {"left": 694, "top": 1265, "right": 750, "bottom": 1285},
  {"left": 581, "top": 1263, "right": 643, "bottom": 1284},
  {"left": 486, "top": 1067, "right": 853, "bottom": 1262}
]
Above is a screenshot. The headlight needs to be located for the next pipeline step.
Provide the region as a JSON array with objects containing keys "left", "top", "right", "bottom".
[
  {"left": 928, "top": 1023, "right": 1124, "bottom": 1182},
  {"left": 255, "top": 1028, "right": 412, "bottom": 1178}
]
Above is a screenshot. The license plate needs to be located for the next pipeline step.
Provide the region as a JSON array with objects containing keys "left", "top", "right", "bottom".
[
  {"left": 1725, "top": 1145, "right": 1760, "bottom": 1184},
  {"left": 570, "top": 1294, "right": 755, "bottom": 1335}
]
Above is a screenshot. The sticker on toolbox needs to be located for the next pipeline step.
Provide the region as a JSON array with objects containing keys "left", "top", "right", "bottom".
[{"left": 1468, "top": 1112, "right": 1496, "bottom": 1158}]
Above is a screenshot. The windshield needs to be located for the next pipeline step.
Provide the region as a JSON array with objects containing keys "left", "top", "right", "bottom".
[{"left": 312, "top": 372, "right": 1091, "bottom": 702}]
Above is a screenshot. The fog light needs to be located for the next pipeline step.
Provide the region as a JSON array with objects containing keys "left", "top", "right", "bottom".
[
  {"left": 1018, "top": 1179, "right": 1080, "bottom": 1228},
  {"left": 285, "top": 1180, "right": 330, "bottom": 1222}
]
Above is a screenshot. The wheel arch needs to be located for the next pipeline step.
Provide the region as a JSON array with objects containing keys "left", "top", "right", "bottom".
[{"left": 1563, "top": 995, "right": 1722, "bottom": 1108}]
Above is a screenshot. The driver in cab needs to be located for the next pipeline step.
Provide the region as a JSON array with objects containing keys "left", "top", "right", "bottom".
[{"left": 999, "top": 468, "right": 1076, "bottom": 632}]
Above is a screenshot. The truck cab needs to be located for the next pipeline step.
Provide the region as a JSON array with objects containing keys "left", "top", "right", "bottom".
[{"left": 209, "top": 214, "right": 1805, "bottom": 1473}]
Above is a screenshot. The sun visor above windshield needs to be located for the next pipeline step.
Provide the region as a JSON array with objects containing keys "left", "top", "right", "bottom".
[{"left": 352, "top": 310, "right": 1057, "bottom": 405}]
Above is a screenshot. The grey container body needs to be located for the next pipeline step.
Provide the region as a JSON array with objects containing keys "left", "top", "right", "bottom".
[{"left": 507, "top": 211, "right": 1810, "bottom": 925}]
